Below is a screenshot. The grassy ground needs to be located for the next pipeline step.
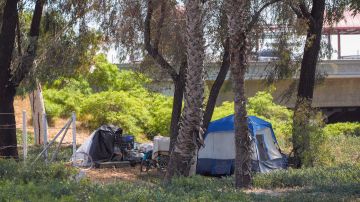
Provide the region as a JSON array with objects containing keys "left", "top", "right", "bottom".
[{"left": 0, "top": 145, "right": 359, "bottom": 202}]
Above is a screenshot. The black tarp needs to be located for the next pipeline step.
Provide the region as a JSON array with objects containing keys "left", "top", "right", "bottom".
[{"left": 88, "top": 125, "right": 123, "bottom": 162}]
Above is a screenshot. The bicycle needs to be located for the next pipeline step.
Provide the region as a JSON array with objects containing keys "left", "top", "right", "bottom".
[{"left": 140, "top": 151, "right": 169, "bottom": 173}]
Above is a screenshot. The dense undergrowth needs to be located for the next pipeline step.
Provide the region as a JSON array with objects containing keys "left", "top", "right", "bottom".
[{"left": 43, "top": 54, "right": 172, "bottom": 142}]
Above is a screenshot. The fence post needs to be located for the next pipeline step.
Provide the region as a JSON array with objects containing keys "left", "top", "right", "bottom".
[
  {"left": 72, "top": 112, "right": 76, "bottom": 157},
  {"left": 42, "top": 113, "right": 48, "bottom": 163},
  {"left": 22, "top": 111, "right": 27, "bottom": 162}
]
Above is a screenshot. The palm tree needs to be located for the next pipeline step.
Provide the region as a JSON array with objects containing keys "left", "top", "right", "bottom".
[
  {"left": 225, "top": 0, "right": 252, "bottom": 188},
  {"left": 165, "top": 0, "right": 205, "bottom": 181},
  {"left": 225, "top": 0, "right": 281, "bottom": 188}
]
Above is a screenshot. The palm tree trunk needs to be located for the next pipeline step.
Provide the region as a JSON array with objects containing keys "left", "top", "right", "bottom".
[
  {"left": 226, "top": 0, "right": 252, "bottom": 188},
  {"left": 165, "top": 0, "right": 204, "bottom": 182}
]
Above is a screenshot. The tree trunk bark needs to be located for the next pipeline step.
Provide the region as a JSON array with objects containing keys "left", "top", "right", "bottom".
[
  {"left": 29, "top": 82, "right": 46, "bottom": 145},
  {"left": 202, "top": 39, "right": 230, "bottom": 131},
  {"left": 292, "top": 0, "right": 325, "bottom": 168},
  {"left": 169, "top": 69, "right": 185, "bottom": 151},
  {"left": 144, "top": 0, "right": 186, "bottom": 151},
  {"left": 11, "top": 0, "right": 45, "bottom": 86},
  {"left": 0, "top": 0, "right": 19, "bottom": 158},
  {"left": 0, "top": 0, "right": 45, "bottom": 158},
  {"left": 226, "top": 0, "right": 252, "bottom": 189},
  {"left": 0, "top": 88, "right": 18, "bottom": 158},
  {"left": 165, "top": 0, "right": 204, "bottom": 182}
]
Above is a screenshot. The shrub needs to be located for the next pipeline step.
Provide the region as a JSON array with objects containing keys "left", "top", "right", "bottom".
[
  {"left": 322, "top": 135, "right": 360, "bottom": 166},
  {"left": 43, "top": 55, "right": 172, "bottom": 141},
  {"left": 323, "top": 122, "right": 360, "bottom": 137},
  {"left": 80, "top": 90, "right": 172, "bottom": 141},
  {"left": 87, "top": 54, "right": 150, "bottom": 92},
  {"left": 145, "top": 93, "right": 173, "bottom": 139},
  {"left": 80, "top": 91, "right": 151, "bottom": 139}
]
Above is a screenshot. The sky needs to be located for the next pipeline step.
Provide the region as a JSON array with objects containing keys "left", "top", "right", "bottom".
[
  {"left": 106, "top": 7, "right": 360, "bottom": 63},
  {"left": 106, "top": 34, "right": 360, "bottom": 63},
  {"left": 330, "top": 35, "right": 360, "bottom": 59}
]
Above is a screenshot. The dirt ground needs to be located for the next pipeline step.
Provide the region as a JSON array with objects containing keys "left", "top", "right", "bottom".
[
  {"left": 83, "top": 165, "right": 165, "bottom": 186},
  {"left": 14, "top": 97, "right": 91, "bottom": 145},
  {"left": 83, "top": 165, "right": 296, "bottom": 198}
]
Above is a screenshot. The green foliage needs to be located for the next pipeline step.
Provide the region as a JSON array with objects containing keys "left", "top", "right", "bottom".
[
  {"left": 16, "top": 129, "right": 34, "bottom": 145},
  {"left": 80, "top": 90, "right": 172, "bottom": 141},
  {"left": 253, "top": 164, "right": 360, "bottom": 189},
  {"left": 43, "top": 55, "right": 172, "bottom": 141},
  {"left": 0, "top": 159, "right": 75, "bottom": 184},
  {"left": 87, "top": 54, "right": 150, "bottom": 92},
  {"left": 299, "top": 112, "right": 328, "bottom": 167},
  {"left": 0, "top": 157, "right": 358, "bottom": 201},
  {"left": 321, "top": 135, "right": 360, "bottom": 166},
  {"left": 252, "top": 165, "right": 360, "bottom": 201},
  {"left": 145, "top": 94, "right": 173, "bottom": 139},
  {"left": 81, "top": 91, "right": 151, "bottom": 137},
  {"left": 323, "top": 122, "right": 360, "bottom": 137},
  {"left": 211, "top": 101, "right": 234, "bottom": 121},
  {"left": 43, "top": 76, "right": 93, "bottom": 120}
]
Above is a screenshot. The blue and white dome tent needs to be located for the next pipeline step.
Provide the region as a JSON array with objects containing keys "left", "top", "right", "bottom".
[{"left": 196, "top": 114, "right": 288, "bottom": 176}]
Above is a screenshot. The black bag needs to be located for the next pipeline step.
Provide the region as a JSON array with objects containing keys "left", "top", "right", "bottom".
[{"left": 88, "top": 125, "right": 123, "bottom": 162}]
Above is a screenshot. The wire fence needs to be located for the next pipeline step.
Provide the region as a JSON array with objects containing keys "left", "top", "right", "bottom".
[{"left": 0, "top": 111, "right": 78, "bottom": 165}]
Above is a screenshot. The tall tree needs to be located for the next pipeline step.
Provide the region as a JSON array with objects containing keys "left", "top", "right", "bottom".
[
  {"left": 144, "top": 0, "right": 187, "bottom": 150},
  {"left": 0, "top": 0, "right": 20, "bottom": 158},
  {"left": 290, "top": 0, "right": 326, "bottom": 168},
  {"left": 0, "top": 0, "right": 45, "bottom": 157},
  {"left": 89, "top": 0, "right": 230, "bottom": 150},
  {"left": 144, "top": 0, "right": 230, "bottom": 150},
  {"left": 225, "top": 0, "right": 281, "bottom": 188},
  {"left": 165, "top": 0, "right": 205, "bottom": 182},
  {"left": 289, "top": 0, "right": 360, "bottom": 168}
]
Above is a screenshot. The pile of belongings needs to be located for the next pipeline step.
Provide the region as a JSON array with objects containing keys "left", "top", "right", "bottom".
[{"left": 72, "top": 125, "right": 141, "bottom": 167}]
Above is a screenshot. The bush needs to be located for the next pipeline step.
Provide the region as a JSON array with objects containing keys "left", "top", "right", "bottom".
[
  {"left": 323, "top": 122, "right": 360, "bottom": 137},
  {"left": 43, "top": 55, "right": 173, "bottom": 141},
  {"left": 145, "top": 94, "right": 173, "bottom": 139},
  {"left": 87, "top": 54, "right": 150, "bottom": 92},
  {"left": 80, "top": 90, "right": 172, "bottom": 141},
  {"left": 80, "top": 91, "right": 152, "bottom": 140},
  {"left": 322, "top": 135, "right": 360, "bottom": 166}
]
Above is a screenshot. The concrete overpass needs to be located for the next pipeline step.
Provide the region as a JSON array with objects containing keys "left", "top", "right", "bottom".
[
  {"left": 206, "top": 60, "right": 360, "bottom": 107},
  {"left": 205, "top": 60, "right": 360, "bottom": 123},
  {"left": 144, "top": 60, "right": 360, "bottom": 123}
]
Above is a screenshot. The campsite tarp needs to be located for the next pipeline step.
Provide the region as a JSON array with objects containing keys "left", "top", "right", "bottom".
[{"left": 71, "top": 125, "right": 122, "bottom": 166}]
